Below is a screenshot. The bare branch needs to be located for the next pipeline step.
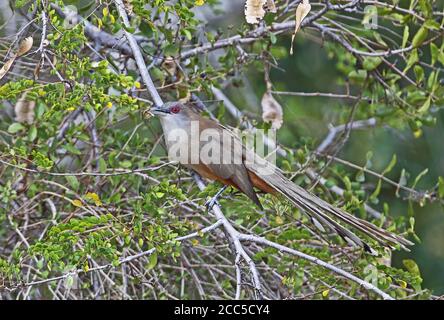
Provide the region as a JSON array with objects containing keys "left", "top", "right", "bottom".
[{"left": 114, "top": 0, "right": 163, "bottom": 106}]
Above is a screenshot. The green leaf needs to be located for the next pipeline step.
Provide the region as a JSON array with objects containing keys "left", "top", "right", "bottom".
[
  {"left": 363, "top": 57, "right": 382, "bottom": 71},
  {"left": 355, "top": 170, "right": 365, "bottom": 183},
  {"left": 370, "top": 179, "right": 382, "bottom": 201},
  {"left": 396, "top": 169, "right": 408, "bottom": 198},
  {"left": 324, "top": 180, "right": 336, "bottom": 188},
  {"left": 409, "top": 216, "right": 415, "bottom": 232},
  {"left": 419, "top": 0, "right": 432, "bottom": 18},
  {"left": 98, "top": 158, "right": 107, "bottom": 173},
  {"left": 343, "top": 176, "right": 352, "bottom": 191},
  {"left": 348, "top": 70, "right": 367, "bottom": 84},
  {"left": 119, "top": 160, "right": 132, "bottom": 168},
  {"left": 430, "top": 43, "right": 439, "bottom": 65},
  {"left": 146, "top": 251, "right": 158, "bottom": 270},
  {"left": 66, "top": 175, "right": 80, "bottom": 190},
  {"left": 412, "top": 168, "right": 429, "bottom": 189},
  {"left": 373, "top": 32, "right": 388, "bottom": 48},
  {"left": 7, "top": 123, "right": 25, "bottom": 134},
  {"left": 163, "top": 43, "right": 179, "bottom": 56},
  {"left": 382, "top": 154, "right": 397, "bottom": 175},
  {"left": 122, "top": 25, "right": 136, "bottom": 34},
  {"left": 413, "top": 65, "right": 424, "bottom": 83},
  {"left": 438, "top": 177, "right": 444, "bottom": 199},
  {"left": 401, "top": 26, "right": 409, "bottom": 48},
  {"left": 270, "top": 33, "right": 277, "bottom": 44},
  {"left": 424, "top": 19, "right": 440, "bottom": 30},
  {"left": 404, "top": 49, "right": 418, "bottom": 72},
  {"left": 36, "top": 102, "right": 46, "bottom": 118},
  {"left": 418, "top": 96, "right": 431, "bottom": 114},
  {"left": 181, "top": 29, "right": 192, "bottom": 41},
  {"left": 403, "top": 259, "right": 421, "bottom": 276},
  {"left": 411, "top": 26, "right": 428, "bottom": 48},
  {"left": 28, "top": 125, "right": 37, "bottom": 142},
  {"left": 427, "top": 71, "right": 439, "bottom": 91},
  {"left": 64, "top": 144, "right": 82, "bottom": 155},
  {"left": 78, "top": 0, "right": 95, "bottom": 14},
  {"left": 438, "top": 51, "right": 444, "bottom": 66}
]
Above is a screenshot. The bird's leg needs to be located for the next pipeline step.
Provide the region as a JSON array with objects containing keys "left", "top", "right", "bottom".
[{"left": 205, "top": 185, "right": 228, "bottom": 211}]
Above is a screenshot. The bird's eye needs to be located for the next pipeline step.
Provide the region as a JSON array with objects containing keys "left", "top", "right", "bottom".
[{"left": 170, "top": 105, "right": 181, "bottom": 114}]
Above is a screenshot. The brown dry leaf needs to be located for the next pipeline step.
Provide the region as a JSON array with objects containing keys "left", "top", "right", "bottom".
[
  {"left": 290, "top": 0, "right": 311, "bottom": 55},
  {"left": 245, "top": 0, "right": 267, "bottom": 24},
  {"left": 0, "top": 37, "right": 34, "bottom": 81},
  {"left": 261, "top": 90, "right": 283, "bottom": 129},
  {"left": 0, "top": 58, "right": 15, "bottom": 81},
  {"left": 17, "top": 37, "right": 33, "bottom": 57},
  {"left": 15, "top": 92, "right": 36, "bottom": 124},
  {"left": 162, "top": 56, "right": 177, "bottom": 76}
]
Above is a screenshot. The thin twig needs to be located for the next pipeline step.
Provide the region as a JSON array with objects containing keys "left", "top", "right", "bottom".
[{"left": 114, "top": 0, "right": 163, "bottom": 106}]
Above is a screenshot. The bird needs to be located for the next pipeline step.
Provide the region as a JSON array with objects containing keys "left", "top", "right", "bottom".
[{"left": 150, "top": 101, "right": 413, "bottom": 254}]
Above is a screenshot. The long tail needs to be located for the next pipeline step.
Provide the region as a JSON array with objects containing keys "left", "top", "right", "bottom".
[{"left": 249, "top": 163, "right": 413, "bottom": 253}]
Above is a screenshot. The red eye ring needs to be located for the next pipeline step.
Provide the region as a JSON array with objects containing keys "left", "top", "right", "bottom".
[{"left": 170, "top": 105, "right": 181, "bottom": 114}]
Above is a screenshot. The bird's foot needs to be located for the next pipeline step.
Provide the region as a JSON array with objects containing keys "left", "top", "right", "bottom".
[
  {"left": 205, "top": 197, "right": 220, "bottom": 211},
  {"left": 205, "top": 185, "right": 228, "bottom": 211}
]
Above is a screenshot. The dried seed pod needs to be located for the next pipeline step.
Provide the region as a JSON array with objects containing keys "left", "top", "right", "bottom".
[
  {"left": 17, "top": 37, "right": 33, "bottom": 57},
  {"left": 162, "top": 57, "right": 177, "bottom": 76},
  {"left": 261, "top": 91, "right": 283, "bottom": 129},
  {"left": 15, "top": 92, "right": 36, "bottom": 124},
  {"left": 0, "top": 37, "right": 34, "bottom": 81},
  {"left": 245, "top": 0, "right": 267, "bottom": 24}
]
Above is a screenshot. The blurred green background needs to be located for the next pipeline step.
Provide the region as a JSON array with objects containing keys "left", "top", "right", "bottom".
[
  {"left": 253, "top": 39, "right": 444, "bottom": 295},
  {"left": 215, "top": 4, "right": 444, "bottom": 294},
  {"left": 251, "top": 43, "right": 444, "bottom": 294}
]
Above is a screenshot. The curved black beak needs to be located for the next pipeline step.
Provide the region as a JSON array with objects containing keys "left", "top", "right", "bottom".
[{"left": 150, "top": 106, "right": 171, "bottom": 115}]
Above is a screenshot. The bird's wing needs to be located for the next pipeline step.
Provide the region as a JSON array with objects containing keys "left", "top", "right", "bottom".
[
  {"left": 189, "top": 114, "right": 412, "bottom": 252},
  {"left": 195, "top": 117, "right": 263, "bottom": 208}
]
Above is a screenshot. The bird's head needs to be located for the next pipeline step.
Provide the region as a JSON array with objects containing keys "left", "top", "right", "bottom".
[
  {"left": 150, "top": 102, "right": 201, "bottom": 120},
  {"left": 150, "top": 102, "right": 183, "bottom": 116}
]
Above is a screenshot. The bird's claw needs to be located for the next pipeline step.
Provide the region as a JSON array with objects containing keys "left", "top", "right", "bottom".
[
  {"left": 205, "top": 197, "right": 219, "bottom": 211},
  {"left": 204, "top": 185, "right": 228, "bottom": 211}
]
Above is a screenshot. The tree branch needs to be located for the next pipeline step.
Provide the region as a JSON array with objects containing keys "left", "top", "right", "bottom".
[
  {"left": 110, "top": 0, "right": 398, "bottom": 300},
  {"left": 316, "top": 118, "right": 377, "bottom": 153},
  {"left": 49, "top": 3, "right": 133, "bottom": 56},
  {"left": 238, "top": 233, "right": 394, "bottom": 300},
  {"left": 114, "top": 0, "right": 163, "bottom": 107}
]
